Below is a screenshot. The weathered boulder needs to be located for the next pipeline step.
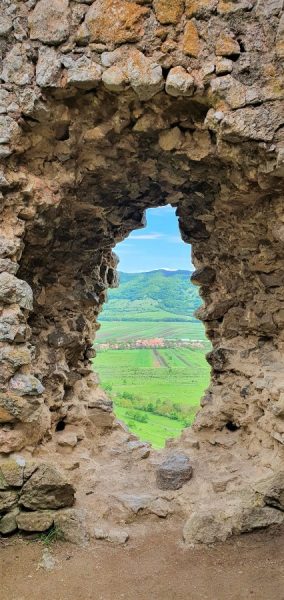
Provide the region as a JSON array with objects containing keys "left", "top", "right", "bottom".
[
  {"left": 17, "top": 510, "right": 54, "bottom": 532},
  {"left": 156, "top": 452, "right": 193, "bottom": 490},
  {"left": 19, "top": 465, "right": 75, "bottom": 510}
]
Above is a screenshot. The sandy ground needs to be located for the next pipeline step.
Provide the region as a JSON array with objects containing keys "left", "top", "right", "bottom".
[{"left": 1, "top": 524, "right": 284, "bottom": 600}]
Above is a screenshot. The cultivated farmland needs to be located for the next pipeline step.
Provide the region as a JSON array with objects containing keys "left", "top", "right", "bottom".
[
  {"left": 93, "top": 346, "right": 210, "bottom": 448},
  {"left": 93, "top": 269, "right": 210, "bottom": 448}
]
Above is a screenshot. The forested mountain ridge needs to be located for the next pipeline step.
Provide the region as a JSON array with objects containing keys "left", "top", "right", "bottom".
[{"left": 100, "top": 270, "right": 202, "bottom": 322}]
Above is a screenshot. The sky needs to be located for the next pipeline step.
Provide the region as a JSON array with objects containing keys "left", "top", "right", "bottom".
[{"left": 115, "top": 206, "right": 193, "bottom": 272}]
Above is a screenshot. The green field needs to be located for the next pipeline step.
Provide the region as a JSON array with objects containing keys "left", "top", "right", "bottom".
[
  {"left": 95, "top": 321, "right": 208, "bottom": 343},
  {"left": 93, "top": 346, "right": 210, "bottom": 448},
  {"left": 93, "top": 269, "right": 210, "bottom": 448}
]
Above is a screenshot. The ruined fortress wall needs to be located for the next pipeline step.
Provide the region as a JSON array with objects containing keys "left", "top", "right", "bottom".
[{"left": 0, "top": 0, "right": 283, "bottom": 530}]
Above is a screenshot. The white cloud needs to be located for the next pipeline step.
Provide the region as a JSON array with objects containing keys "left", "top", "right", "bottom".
[
  {"left": 128, "top": 233, "right": 182, "bottom": 243},
  {"left": 129, "top": 233, "right": 163, "bottom": 240}
]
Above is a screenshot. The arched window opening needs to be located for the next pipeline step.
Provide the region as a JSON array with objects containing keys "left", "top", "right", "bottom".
[{"left": 94, "top": 206, "right": 211, "bottom": 448}]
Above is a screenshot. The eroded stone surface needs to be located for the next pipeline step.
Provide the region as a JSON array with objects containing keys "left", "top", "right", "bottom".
[
  {"left": 0, "top": 0, "right": 283, "bottom": 546},
  {"left": 19, "top": 465, "right": 75, "bottom": 510}
]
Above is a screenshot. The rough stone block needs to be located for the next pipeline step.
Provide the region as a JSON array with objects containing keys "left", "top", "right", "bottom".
[
  {"left": 156, "top": 452, "right": 193, "bottom": 490},
  {"left": 36, "top": 48, "right": 62, "bottom": 88},
  {"left": 29, "top": 0, "right": 70, "bottom": 45},
  {"left": 19, "top": 464, "right": 75, "bottom": 510},
  {"left": 165, "top": 67, "right": 194, "bottom": 97},
  {"left": 154, "top": 0, "right": 184, "bottom": 24},
  {"left": 0, "top": 461, "right": 24, "bottom": 487},
  {"left": 0, "top": 273, "right": 33, "bottom": 310},
  {"left": 0, "top": 490, "right": 18, "bottom": 513},
  {"left": 183, "top": 20, "right": 201, "bottom": 57},
  {"left": 0, "top": 508, "right": 19, "bottom": 534},
  {"left": 76, "top": 0, "right": 148, "bottom": 45},
  {"left": 17, "top": 510, "right": 54, "bottom": 532}
]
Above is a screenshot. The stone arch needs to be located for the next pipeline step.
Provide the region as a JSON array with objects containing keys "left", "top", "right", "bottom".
[{"left": 0, "top": 0, "right": 283, "bottom": 542}]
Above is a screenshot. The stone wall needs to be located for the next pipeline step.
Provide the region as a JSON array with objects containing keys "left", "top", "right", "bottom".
[{"left": 0, "top": 0, "right": 283, "bottom": 542}]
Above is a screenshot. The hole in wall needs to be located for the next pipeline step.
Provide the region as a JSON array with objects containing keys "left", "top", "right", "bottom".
[
  {"left": 225, "top": 421, "right": 240, "bottom": 432},
  {"left": 55, "top": 419, "right": 66, "bottom": 432},
  {"left": 94, "top": 205, "right": 211, "bottom": 449}
]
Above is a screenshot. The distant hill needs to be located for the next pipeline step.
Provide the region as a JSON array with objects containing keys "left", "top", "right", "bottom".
[{"left": 100, "top": 269, "right": 201, "bottom": 322}]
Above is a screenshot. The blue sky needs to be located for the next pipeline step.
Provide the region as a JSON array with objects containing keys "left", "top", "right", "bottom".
[{"left": 115, "top": 206, "right": 193, "bottom": 272}]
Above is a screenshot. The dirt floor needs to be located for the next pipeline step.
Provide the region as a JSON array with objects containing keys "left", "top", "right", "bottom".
[{"left": 1, "top": 524, "right": 284, "bottom": 600}]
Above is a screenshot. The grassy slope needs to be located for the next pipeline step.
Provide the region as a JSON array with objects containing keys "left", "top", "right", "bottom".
[
  {"left": 100, "top": 269, "right": 200, "bottom": 322},
  {"left": 94, "top": 347, "right": 210, "bottom": 447},
  {"left": 115, "top": 406, "right": 186, "bottom": 448}
]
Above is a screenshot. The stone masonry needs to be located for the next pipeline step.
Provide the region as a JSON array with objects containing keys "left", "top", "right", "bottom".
[{"left": 0, "top": 0, "right": 283, "bottom": 543}]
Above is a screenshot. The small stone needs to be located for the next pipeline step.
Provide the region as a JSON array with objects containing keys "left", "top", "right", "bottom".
[
  {"left": 125, "top": 440, "right": 150, "bottom": 459},
  {"left": 65, "top": 56, "right": 102, "bottom": 89},
  {"left": 19, "top": 464, "right": 75, "bottom": 510},
  {"left": 0, "top": 116, "right": 21, "bottom": 145},
  {"left": 0, "top": 490, "right": 18, "bottom": 513},
  {"left": 1, "top": 45, "right": 34, "bottom": 86},
  {"left": 29, "top": 0, "right": 70, "bottom": 45},
  {"left": 156, "top": 452, "right": 193, "bottom": 490},
  {"left": 0, "top": 460, "right": 24, "bottom": 487},
  {"left": 0, "top": 10, "right": 13, "bottom": 37},
  {"left": 159, "top": 127, "right": 183, "bottom": 152},
  {"left": 9, "top": 374, "right": 44, "bottom": 396},
  {"left": 149, "top": 497, "right": 170, "bottom": 518},
  {"left": 57, "top": 432, "right": 78, "bottom": 448},
  {"left": 215, "top": 57, "right": 233, "bottom": 75},
  {"left": 0, "top": 392, "right": 33, "bottom": 424},
  {"left": 37, "top": 548, "right": 57, "bottom": 571},
  {"left": 0, "top": 236, "right": 19, "bottom": 258},
  {"left": 102, "top": 66, "right": 128, "bottom": 92},
  {"left": 165, "top": 67, "right": 194, "bottom": 97},
  {"left": 94, "top": 525, "right": 129, "bottom": 544},
  {"left": 127, "top": 51, "right": 164, "bottom": 101},
  {"left": 0, "top": 259, "right": 19, "bottom": 275},
  {"left": 0, "top": 273, "right": 33, "bottom": 310},
  {"left": 215, "top": 34, "right": 240, "bottom": 57},
  {"left": 115, "top": 493, "right": 154, "bottom": 513},
  {"left": 17, "top": 510, "right": 55, "bottom": 532},
  {"left": 54, "top": 508, "right": 89, "bottom": 545},
  {"left": 183, "top": 20, "right": 201, "bottom": 58},
  {"left": 154, "top": 0, "right": 184, "bottom": 24},
  {"left": 0, "top": 508, "right": 19, "bottom": 534},
  {"left": 185, "top": 0, "right": 217, "bottom": 17},
  {"left": 36, "top": 48, "right": 61, "bottom": 88}
]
